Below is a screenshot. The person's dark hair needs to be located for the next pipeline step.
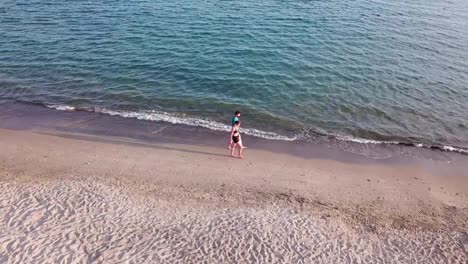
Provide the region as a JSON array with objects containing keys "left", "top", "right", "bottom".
[
  {"left": 234, "top": 120, "right": 240, "bottom": 125},
  {"left": 234, "top": 110, "right": 241, "bottom": 116}
]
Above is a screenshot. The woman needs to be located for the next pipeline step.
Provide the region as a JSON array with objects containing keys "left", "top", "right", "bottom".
[
  {"left": 227, "top": 110, "right": 241, "bottom": 149},
  {"left": 230, "top": 120, "right": 245, "bottom": 159}
]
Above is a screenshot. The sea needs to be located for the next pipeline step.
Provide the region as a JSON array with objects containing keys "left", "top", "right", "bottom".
[{"left": 1, "top": 0, "right": 467, "bottom": 156}]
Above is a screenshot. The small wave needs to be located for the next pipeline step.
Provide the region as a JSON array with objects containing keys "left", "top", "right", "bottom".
[
  {"left": 335, "top": 135, "right": 399, "bottom": 145},
  {"left": 48, "top": 104, "right": 297, "bottom": 141},
  {"left": 442, "top": 145, "right": 468, "bottom": 154},
  {"left": 334, "top": 134, "right": 468, "bottom": 154},
  {"left": 46, "top": 104, "right": 468, "bottom": 155},
  {"left": 50, "top": 105, "right": 76, "bottom": 111}
]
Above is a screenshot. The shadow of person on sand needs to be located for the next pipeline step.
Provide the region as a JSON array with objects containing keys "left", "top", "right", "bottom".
[{"left": 38, "top": 131, "right": 232, "bottom": 159}]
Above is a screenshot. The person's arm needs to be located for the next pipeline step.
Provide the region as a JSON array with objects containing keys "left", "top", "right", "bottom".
[{"left": 229, "top": 126, "right": 235, "bottom": 144}]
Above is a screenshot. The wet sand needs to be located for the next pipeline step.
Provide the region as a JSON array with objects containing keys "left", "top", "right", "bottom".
[
  {"left": 2, "top": 100, "right": 468, "bottom": 165},
  {"left": 0, "top": 127, "right": 467, "bottom": 263}
]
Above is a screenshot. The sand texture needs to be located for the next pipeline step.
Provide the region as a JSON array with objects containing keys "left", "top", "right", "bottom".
[{"left": 0, "top": 129, "right": 467, "bottom": 263}]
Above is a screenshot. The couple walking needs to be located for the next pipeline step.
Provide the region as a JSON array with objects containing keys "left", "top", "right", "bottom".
[{"left": 228, "top": 111, "right": 246, "bottom": 159}]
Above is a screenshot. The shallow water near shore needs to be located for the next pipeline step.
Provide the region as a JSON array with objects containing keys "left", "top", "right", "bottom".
[{"left": 1, "top": 101, "right": 467, "bottom": 172}]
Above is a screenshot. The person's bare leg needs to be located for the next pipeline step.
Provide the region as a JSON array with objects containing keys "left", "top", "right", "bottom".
[
  {"left": 239, "top": 135, "right": 247, "bottom": 148},
  {"left": 227, "top": 136, "right": 233, "bottom": 149},
  {"left": 238, "top": 142, "right": 244, "bottom": 159},
  {"left": 231, "top": 144, "right": 237, "bottom": 157},
  {"left": 239, "top": 139, "right": 246, "bottom": 149}
]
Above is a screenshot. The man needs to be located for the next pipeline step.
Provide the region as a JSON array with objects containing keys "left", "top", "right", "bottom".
[
  {"left": 231, "top": 110, "right": 241, "bottom": 127},
  {"left": 228, "top": 111, "right": 241, "bottom": 149}
]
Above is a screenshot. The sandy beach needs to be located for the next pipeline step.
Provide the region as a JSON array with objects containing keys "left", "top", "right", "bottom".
[
  {"left": 1, "top": 0, "right": 467, "bottom": 262},
  {"left": 0, "top": 127, "right": 467, "bottom": 263}
]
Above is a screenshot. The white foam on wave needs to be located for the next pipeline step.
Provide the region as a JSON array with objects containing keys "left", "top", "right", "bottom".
[
  {"left": 443, "top": 145, "right": 468, "bottom": 154},
  {"left": 48, "top": 104, "right": 297, "bottom": 141},
  {"left": 335, "top": 134, "right": 399, "bottom": 145},
  {"left": 49, "top": 104, "right": 75, "bottom": 111},
  {"left": 336, "top": 134, "right": 468, "bottom": 154},
  {"left": 47, "top": 104, "right": 468, "bottom": 154}
]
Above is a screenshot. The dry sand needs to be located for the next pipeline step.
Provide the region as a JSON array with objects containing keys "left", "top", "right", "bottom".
[{"left": 0, "top": 128, "right": 467, "bottom": 263}]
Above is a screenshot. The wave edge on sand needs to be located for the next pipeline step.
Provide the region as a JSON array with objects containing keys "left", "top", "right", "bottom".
[{"left": 46, "top": 103, "right": 468, "bottom": 155}]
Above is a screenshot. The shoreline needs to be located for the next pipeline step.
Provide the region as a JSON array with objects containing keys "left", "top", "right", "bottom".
[
  {"left": 1, "top": 100, "right": 468, "bottom": 170},
  {"left": 2, "top": 95, "right": 468, "bottom": 157},
  {"left": 0, "top": 126, "right": 467, "bottom": 262}
]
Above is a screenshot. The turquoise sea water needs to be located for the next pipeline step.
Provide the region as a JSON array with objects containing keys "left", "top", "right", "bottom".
[{"left": 1, "top": 0, "right": 467, "bottom": 151}]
